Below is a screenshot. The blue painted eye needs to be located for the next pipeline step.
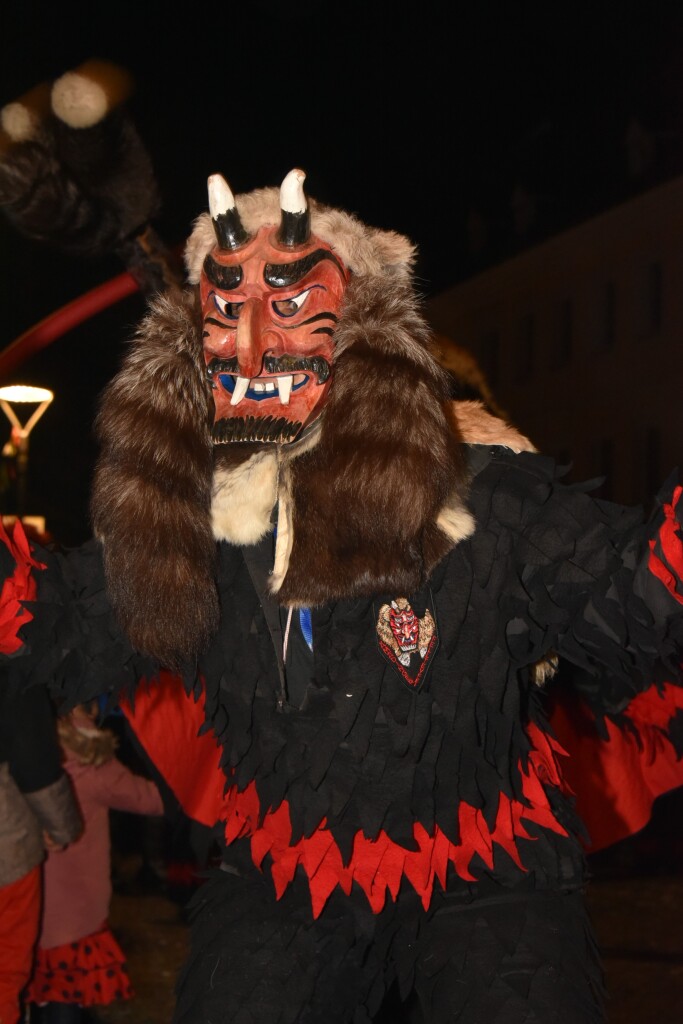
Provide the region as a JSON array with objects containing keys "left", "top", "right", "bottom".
[{"left": 213, "top": 293, "right": 243, "bottom": 320}]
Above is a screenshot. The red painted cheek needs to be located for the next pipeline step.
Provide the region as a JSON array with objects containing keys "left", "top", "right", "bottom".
[{"left": 203, "top": 321, "right": 237, "bottom": 361}]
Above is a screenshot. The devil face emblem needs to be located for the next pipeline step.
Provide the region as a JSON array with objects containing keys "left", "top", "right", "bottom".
[{"left": 376, "top": 596, "right": 438, "bottom": 690}]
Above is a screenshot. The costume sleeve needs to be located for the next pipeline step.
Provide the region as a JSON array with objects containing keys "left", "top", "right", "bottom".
[
  {"left": 555, "top": 474, "right": 683, "bottom": 718},
  {"left": 4, "top": 677, "right": 63, "bottom": 792},
  {"left": 473, "top": 452, "right": 683, "bottom": 715},
  {"left": 486, "top": 453, "right": 683, "bottom": 848},
  {"left": 0, "top": 677, "right": 82, "bottom": 845},
  {"left": 23, "top": 773, "right": 83, "bottom": 847},
  {"left": 0, "top": 518, "right": 157, "bottom": 708}
]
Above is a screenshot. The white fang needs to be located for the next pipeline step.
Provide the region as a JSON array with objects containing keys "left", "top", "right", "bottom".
[
  {"left": 277, "top": 375, "right": 293, "bottom": 405},
  {"left": 230, "top": 376, "right": 250, "bottom": 405}
]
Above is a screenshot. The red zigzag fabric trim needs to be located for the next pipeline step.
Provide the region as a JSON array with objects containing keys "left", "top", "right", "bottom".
[{"left": 123, "top": 679, "right": 569, "bottom": 918}]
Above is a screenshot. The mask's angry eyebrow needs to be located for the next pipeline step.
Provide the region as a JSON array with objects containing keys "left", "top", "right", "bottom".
[
  {"left": 203, "top": 255, "right": 243, "bottom": 290},
  {"left": 264, "top": 249, "right": 345, "bottom": 288}
]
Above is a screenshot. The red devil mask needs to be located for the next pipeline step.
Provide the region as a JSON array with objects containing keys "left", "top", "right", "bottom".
[{"left": 200, "top": 169, "right": 349, "bottom": 444}]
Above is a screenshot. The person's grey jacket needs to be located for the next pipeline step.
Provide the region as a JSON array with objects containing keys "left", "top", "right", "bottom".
[{"left": 0, "top": 683, "right": 81, "bottom": 887}]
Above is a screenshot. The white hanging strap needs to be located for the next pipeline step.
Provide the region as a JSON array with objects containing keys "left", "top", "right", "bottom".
[{"left": 282, "top": 605, "right": 294, "bottom": 666}]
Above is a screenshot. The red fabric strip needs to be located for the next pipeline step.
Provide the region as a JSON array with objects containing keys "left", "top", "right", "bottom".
[
  {"left": 648, "top": 484, "right": 683, "bottom": 603},
  {"left": 0, "top": 518, "right": 44, "bottom": 654},
  {"left": 120, "top": 673, "right": 225, "bottom": 828},
  {"left": 550, "top": 683, "right": 683, "bottom": 851}
]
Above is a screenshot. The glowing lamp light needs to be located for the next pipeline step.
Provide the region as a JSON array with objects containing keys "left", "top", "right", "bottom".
[
  {"left": 0, "top": 385, "right": 54, "bottom": 401},
  {"left": 0, "top": 385, "right": 54, "bottom": 433},
  {"left": 0, "top": 383, "right": 54, "bottom": 520}
]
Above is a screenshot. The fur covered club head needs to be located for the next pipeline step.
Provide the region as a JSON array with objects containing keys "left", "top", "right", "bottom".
[
  {"left": 92, "top": 170, "right": 473, "bottom": 667},
  {"left": 0, "top": 60, "right": 166, "bottom": 280}
]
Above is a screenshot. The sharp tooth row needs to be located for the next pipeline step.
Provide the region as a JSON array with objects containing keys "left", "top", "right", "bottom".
[{"left": 229, "top": 374, "right": 294, "bottom": 406}]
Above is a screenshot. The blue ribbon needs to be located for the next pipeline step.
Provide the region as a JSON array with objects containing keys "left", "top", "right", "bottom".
[{"left": 299, "top": 607, "right": 313, "bottom": 651}]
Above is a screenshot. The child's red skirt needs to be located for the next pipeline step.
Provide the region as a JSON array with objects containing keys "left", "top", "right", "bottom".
[{"left": 27, "top": 925, "right": 133, "bottom": 1006}]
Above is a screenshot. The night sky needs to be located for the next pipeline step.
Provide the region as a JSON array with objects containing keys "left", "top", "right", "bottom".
[{"left": 2, "top": 2, "right": 683, "bottom": 541}]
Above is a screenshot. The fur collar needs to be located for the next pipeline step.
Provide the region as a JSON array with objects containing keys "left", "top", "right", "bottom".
[{"left": 210, "top": 399, "right": 535, "bottom": 606}]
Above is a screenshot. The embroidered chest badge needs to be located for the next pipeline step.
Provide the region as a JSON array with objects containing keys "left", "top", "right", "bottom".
[{"left": 376, "top": 595, "right": 438, "bottom": 691}]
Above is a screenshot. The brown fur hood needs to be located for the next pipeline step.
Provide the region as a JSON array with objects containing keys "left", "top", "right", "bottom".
[{"left": 91, "top": 185, "right": 533, "bottom": 667}]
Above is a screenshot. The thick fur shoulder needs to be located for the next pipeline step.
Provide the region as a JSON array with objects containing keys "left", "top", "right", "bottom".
[
  {"left": 451, "top": 400, "right": 537, "bottom": 453},
  {"left": 91, "top": 288, "right": 217, "bottom": 668},
  {"left": 273, "top": 274, "right": 472, "bottom": 604}
]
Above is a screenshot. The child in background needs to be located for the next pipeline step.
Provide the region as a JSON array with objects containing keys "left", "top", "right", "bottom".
[{"left": 27, "top": 702, "right": 165, "bottom": 1024}]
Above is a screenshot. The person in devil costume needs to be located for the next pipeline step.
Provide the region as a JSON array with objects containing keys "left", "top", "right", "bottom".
[{"left": 2, "top": 86, "right": 683, "bottom": 1020}]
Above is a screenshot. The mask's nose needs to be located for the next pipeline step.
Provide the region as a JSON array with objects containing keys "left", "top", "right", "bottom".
[{"left": 235, "top": 297, "right": 268, "bottom": 379}]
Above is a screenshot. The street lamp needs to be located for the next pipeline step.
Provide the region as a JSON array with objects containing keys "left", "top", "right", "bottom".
[{"left": 0, "top": 384, "right": 54, "bottom": 520}]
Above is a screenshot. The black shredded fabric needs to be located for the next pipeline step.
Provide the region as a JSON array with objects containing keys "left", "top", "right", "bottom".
[
  {"left": 9, "top": 446, "right": 683, "bottom": 866},
  {"left": 175, "top": 842, "right": 604, "bottom": 1024},
  {"left": 191, "top": 448, "right": 683, "bottom": 876},
  {"left": 6, "top": 445, "right": 683, "bottom": 1022},
  {"left": 9, "top": 538, "right": 156, "bottom": 709}
]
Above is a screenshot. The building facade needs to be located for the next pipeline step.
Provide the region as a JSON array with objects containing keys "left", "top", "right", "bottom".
[{"left": 427, "top": 176, "right": 683, "bottom": 506}]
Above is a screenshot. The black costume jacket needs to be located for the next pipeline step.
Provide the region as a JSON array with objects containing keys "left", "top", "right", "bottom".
[
  {"left": 1, "top": 153, "right": 682, "bottom": 927},
  {"left": 3, "top": 440, "right": 683, "bottom": 919}
]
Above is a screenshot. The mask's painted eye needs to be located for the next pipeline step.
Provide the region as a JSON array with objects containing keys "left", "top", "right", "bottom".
[
  {"left": 272, "top": 288, "right": 313, "bottom": 318},
  {"left": 213, "top": 293, "right": 243, "bottom": 320}
]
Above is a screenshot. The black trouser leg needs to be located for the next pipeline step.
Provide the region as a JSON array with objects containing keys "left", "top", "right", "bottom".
[
  {"left": 173, "top": 865, "right": 388, "bottom": 1024},
  {"left": 411, "top": 889, "right": 605, "bottom": 1024}
]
